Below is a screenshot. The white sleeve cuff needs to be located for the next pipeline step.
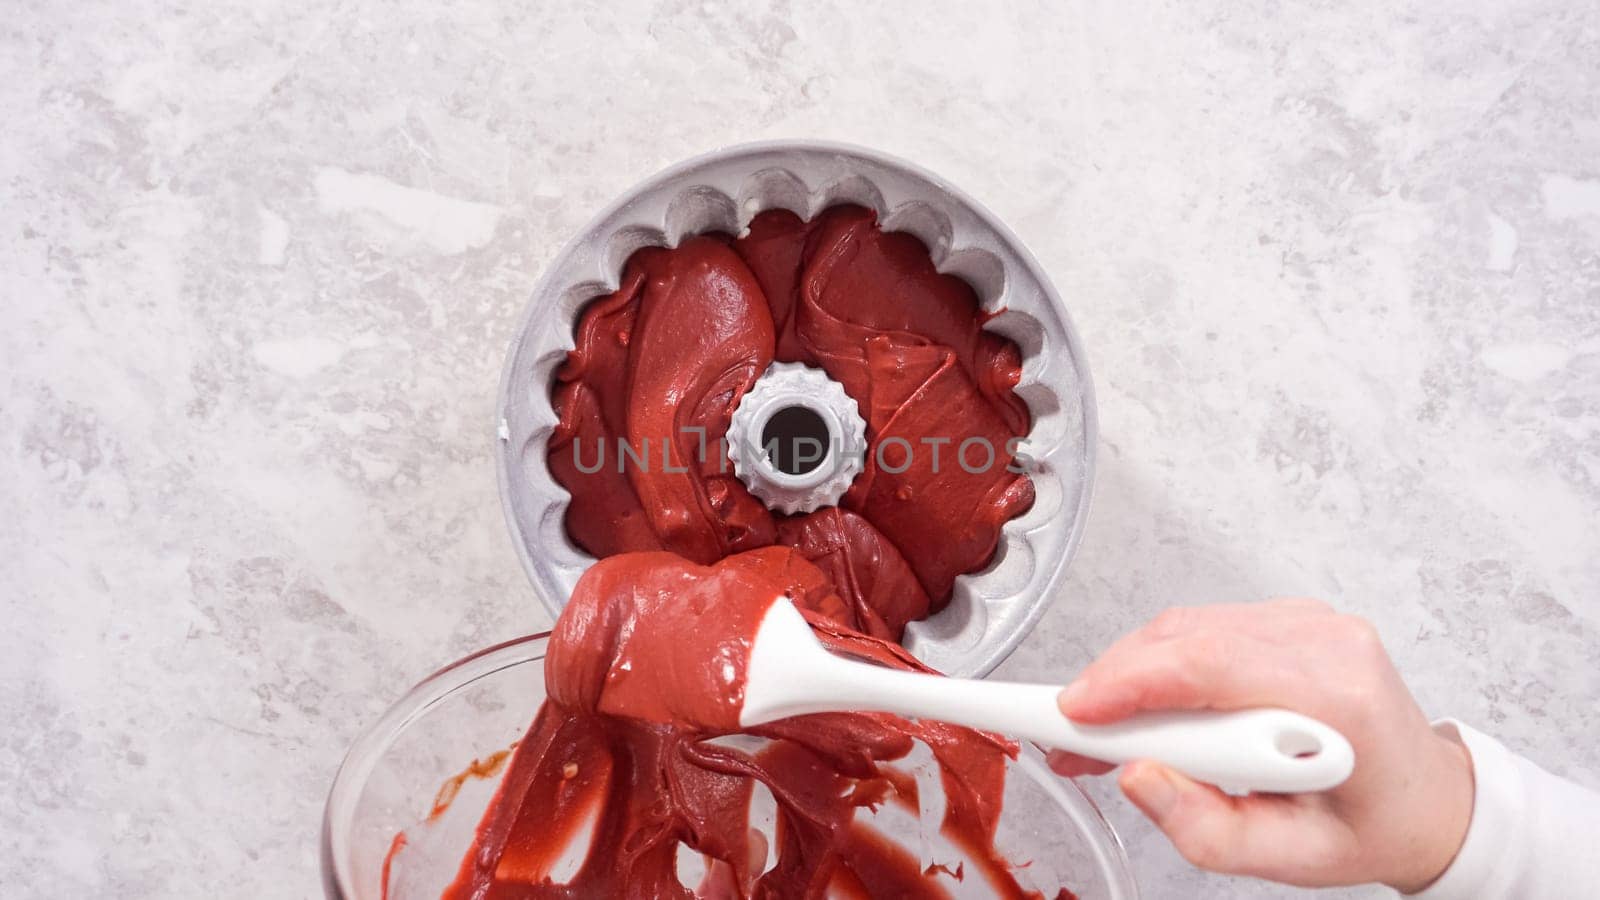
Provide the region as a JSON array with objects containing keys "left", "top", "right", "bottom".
[
  {"left": 1406, "top": 720, "right": 1526, "bottom": 899},
  {"left": 1408, "top": 719, "right": 1600, "bottom": 899}
]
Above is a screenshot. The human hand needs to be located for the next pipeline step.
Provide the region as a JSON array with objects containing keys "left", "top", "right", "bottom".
[{"left": 1049, "top": 599, "right": 1474, "bottom": 893}]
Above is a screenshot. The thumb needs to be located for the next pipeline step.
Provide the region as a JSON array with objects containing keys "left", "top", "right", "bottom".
[{"left": 1119, "top": 761, "right": 1354, "bottom": 884}]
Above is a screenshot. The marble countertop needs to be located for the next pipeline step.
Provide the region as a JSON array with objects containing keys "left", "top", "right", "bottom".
[{"left": 5, "top": 0, "right": 1597, "bottom": 896}]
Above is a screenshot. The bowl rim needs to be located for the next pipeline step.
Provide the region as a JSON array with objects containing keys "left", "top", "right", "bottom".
[
  {"left": 491, "top": 138, "right": 1100, "bottom": 678},
  {"left": 321, "top": 633, "right": 1137, "bottom": 900}
]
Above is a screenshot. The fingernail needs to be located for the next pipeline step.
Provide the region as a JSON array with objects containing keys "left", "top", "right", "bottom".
[
  {"left": 1126, "top": 765, "right": 1180, "bottom": 819},
  {"left": 1057, "top": 678, "right": 1090, "bottom": 712}
]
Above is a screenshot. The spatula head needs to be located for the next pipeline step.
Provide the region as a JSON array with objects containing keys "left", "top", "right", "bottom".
[{"left": 739, "top": 596, "right": 846, "bottom": 727}]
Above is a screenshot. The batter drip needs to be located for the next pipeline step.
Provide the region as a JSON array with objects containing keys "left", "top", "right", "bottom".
[{"left": 441, "top": 550, "right": 1074, "bottom": 900}]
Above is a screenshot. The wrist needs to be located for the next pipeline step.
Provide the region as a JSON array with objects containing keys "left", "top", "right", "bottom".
[{"left": 1385, "top": 731, "right": 1476, "bottom": 894}]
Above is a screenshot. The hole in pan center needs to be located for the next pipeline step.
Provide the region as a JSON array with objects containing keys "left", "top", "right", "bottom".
[{"left": 760, "top": 405, "right": 832, "bottom": 477}]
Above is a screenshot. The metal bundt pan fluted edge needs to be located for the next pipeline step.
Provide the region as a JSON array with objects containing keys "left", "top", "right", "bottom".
[{"left": 494, "top": 140, "right": 1098, "bottom": 678}]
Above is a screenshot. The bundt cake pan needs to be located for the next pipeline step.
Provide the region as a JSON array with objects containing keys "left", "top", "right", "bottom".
[{"left": 495, "top": 140, "right": 1097, "bottom": 678}]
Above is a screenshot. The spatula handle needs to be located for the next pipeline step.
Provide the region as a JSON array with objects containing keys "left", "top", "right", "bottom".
[
  {"left": 824, "top": 666, "right": 1353, "bottom": 794},
  {"left": 1004, "top": 684, "right": 1354, "bottom": 794}
]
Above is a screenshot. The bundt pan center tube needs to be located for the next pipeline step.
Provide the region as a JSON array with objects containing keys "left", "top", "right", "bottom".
[
  {"left": 727, "top": 361, "right": 869, "bottom": 516},
  {"left": 495, "top": 140, "right": 1098, "bottom": 677}
]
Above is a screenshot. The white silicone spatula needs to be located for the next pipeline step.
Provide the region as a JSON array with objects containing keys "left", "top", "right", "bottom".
[{"left": 741, "top": 597, "right": 1355, "bottom": 795}]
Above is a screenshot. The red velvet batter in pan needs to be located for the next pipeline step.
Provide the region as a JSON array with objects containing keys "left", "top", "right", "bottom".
[{"left": 549, "top": 205, "right": 1032, "bottom": 635}]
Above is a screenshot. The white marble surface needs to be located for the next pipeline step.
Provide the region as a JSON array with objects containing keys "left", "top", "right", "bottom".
[{"left": 4, "top": 0, "right": 1598, "bottom": 896}]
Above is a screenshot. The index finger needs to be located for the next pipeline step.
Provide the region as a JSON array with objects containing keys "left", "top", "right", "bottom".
[
  {"left": 1102, "top": 599, "right": 1334, "bottom": 659},
  {"left": 1057, "top": 630, "right": 1304, "bottom": 724}
]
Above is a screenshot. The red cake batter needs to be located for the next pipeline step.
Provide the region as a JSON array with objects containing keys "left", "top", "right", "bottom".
[
  {"left": 549, "top": 205, "right": 1034, "bottom": 639},
  {"left": 440, "top": 550, "right": 1074, "bottom": 900},
  {"left": 430, "top": 209, "right": 1061, "bottom": 898}
]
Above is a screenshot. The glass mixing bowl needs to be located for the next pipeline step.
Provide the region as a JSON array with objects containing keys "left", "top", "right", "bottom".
[{"left": 322, "top": 635, "right": 1138, "bottom": 899}]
